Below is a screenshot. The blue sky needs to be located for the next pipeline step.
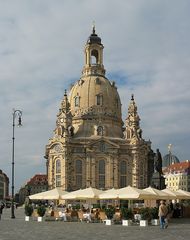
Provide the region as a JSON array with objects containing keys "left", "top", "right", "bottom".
[{"left": 0, "top": 0, "right": 190, "bottom": 192}]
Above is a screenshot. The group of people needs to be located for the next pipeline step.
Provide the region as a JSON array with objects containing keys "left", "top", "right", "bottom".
[
  {"left": 48, "top": 205, "right": 101, "bottom": 223},
  {"left": 58, "top": 206, "right": 79, "bottom": 222}
]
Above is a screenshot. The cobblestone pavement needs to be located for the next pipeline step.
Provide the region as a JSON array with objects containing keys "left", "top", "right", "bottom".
[{"left": 0, "top": 208, "right": 190, "bottom": 240}]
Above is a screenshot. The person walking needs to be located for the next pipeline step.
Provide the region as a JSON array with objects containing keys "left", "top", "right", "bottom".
[
  {"left": 0, "top": 203, "right": 4, "bottom": 220},
  {"left": 158, "top": 200, "right": 168, "bottom": 229},
  {"left": 168, "top": 200, "right": 174, "bottom": 218}
]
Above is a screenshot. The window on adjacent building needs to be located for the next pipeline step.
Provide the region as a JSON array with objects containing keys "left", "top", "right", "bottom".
[{"left": 98, "top": 160, "right": 105, "bottom": 189}]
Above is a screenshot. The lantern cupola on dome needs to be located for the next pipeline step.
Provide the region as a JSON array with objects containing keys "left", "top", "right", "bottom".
[{"left": 87, "top": 25, "right": 102, "bottom": 45}]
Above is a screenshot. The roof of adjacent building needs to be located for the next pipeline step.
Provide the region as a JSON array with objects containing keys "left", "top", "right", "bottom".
[
  {"left": 27, "top": 174, "right": 47, "bottom": 185},
  {"left": 0, "top": 169, "right": 9, "bottom": 182},
  {"left": 163, "top": 160, "right": 190, "bottom": 175}
]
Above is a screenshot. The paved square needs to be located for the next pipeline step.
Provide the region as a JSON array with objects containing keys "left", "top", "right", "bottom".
[{"left": 0, "top": 208, "right": 190, "bottom": 240}]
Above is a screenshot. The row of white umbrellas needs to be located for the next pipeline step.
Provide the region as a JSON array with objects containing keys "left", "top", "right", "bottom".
[{"left": 29, "top": 186, "right": 190, "bottom": 201}]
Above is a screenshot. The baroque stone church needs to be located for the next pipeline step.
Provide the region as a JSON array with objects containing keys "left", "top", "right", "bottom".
[{"left": 45, "top": 27, "right": 155, "bottom": 191}]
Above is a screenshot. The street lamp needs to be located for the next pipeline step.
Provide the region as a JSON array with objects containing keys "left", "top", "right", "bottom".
[{"left": 11, "top": 109, "right": 22, "bottom": 219}]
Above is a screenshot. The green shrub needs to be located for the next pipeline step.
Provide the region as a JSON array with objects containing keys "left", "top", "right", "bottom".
[
  {"left": 75, "top": 204, "right": 80, "bottom": 210},
  {"left": 121, "top": 207, "right": 133, "bottom": 220},
  {"left": 93, "top": 203, "right": 101, "bottom": 209},
  {"left": 105, "top": 207, "right": 115, "bottom": 219},
  {"left": 37, "top": 205, "right": 46, "bottom": 217},
  {"left": 139, "top": 207, "right": 151, "bottom": 220},
  {"left": 25, "top": 204, "right": 33, "bottom": 216},
  {"left": 150, "top": 207, "right": 159, "bottom": 219}
]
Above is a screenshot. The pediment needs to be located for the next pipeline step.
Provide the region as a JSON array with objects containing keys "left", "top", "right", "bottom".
[
  {"left": 86, "top": 138, "right": 120, "bottom": 153},
  {"left": 49, "top": 142, "right": 63, "bottom": 153}
]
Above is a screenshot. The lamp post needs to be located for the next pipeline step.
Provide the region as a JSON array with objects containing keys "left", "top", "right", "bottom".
[{"left": 11, "top": 109, "right": 22, "bottom": 219}]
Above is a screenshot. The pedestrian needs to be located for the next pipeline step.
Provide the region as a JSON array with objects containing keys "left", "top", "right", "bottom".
[
  {"left": 158, "top": 200, "right": 168, "bottom": 229},
  {"left": 173, "top": 202, "right": 180, "bottom": 218},
  {"left": 0, "top": 203, "right": 4, "bottom": 220},
  {"left": 168, "top": 200, "right": 174, "bottom": 217}
]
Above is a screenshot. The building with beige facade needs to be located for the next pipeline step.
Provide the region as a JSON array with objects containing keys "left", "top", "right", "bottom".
[
  {"left": 45, "top": 27, "right": 155, "bottom": 191},
  {"left": 18, "top": 174, "right": 48, "bottom": 204},
  {"left": 0, "top": 169, "right": 9, "bottom": 200},
  {"left": 163, "top": 160, "right": 190, "bottom": 191}
]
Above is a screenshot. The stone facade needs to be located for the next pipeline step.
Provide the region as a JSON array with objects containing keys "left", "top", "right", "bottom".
[
  {"left": 0, "top": 169, "right": 9, "bottom": 200},
  {"left": 45, "top": 27, "right": 155, "bottom": 191}
]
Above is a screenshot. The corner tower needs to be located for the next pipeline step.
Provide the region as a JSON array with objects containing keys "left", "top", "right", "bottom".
[{"left": 125, "top": 94, "right": 142, "bottom": 142}]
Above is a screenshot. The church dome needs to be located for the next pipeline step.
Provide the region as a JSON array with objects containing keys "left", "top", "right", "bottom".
[
  {"left": 68, "top": 76, "right": 121, "bottom": 121},
  {"left": 66, "top": 27, "right": 123, "bottom": 138},
  {"left": 163, "top": 154, "right": 180, "bottom": 168}
]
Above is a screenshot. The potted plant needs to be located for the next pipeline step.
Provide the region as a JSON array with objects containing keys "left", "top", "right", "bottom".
[
  {"left": 104, "top": 207, "right": 115, "bottom": 225},
  {"left": 139, "top": 207, "right": 151, "bottom": 227},
  {"left": 24, "top": 204, "right": 33, "bottom": 221},
  {"left": 37, "top": 205, "right": 46, "bottom": 222},
  {"left": 150, "top": 207, "right": 159, "bottom": 225},
  {"left": 121, "top": 208, "right": 133, "bottom": 226}
]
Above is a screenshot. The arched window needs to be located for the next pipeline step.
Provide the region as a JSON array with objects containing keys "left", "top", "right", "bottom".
[
  {"left": 115, "top": 98, "right": 119, "bottom": 108},
  {"left": 95, "top": 77, "right": 101, "bottom": 85},
  {"left": 74, "top": 96, "right": 80, "bottom": 107},
  {"left": 76, "top": 160, "right": 82, "bottom": 189},
  {"left": 120, "top": 161, "right": 127, "bottom": 174},
  {"left": 96, "top": 94, "right": 103, "bottom": 106},
  {"left": 91, "top": 49, "right": 98, "bottom": 64},
  {"left": 120, "top": 161, "right": 127, "bottom": 188},
  {"left": 57, "top": 126, "right": 62, "bottom": 136},
  {"left": 76, "top": 160, "right": 82, "bottom": 174},
  {"left": 56, "top": 175, "right": 61, "bottom": 187},
  {"left": 55, "top": 159, "right": 61, "bottom": 187},
  {"left": 56, "top": 159, "right": 61, "bottom": 174},
  {"left": 97, "top": 126, "right": 103, "bottom": 136},
  {"left": 98, "top": 160, "right": 105, "bottom": 189}
]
